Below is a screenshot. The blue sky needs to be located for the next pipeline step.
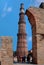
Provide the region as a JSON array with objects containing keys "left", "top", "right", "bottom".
[{"left": 0, "top": 0, "right": 44, "bottom": 51}]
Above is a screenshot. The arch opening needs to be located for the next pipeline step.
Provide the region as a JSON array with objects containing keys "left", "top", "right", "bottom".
[{"left": 26, "top": 9, "right": 37, "bottom": 64}]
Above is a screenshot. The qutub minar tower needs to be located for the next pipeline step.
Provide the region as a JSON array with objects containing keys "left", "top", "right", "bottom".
[{"left": 17, "top": 3, "right": 28, "bottom": 62}]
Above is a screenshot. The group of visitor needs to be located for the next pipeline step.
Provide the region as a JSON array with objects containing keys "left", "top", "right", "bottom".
[{"left": 22, "top": 52, "right": 32, "bottom": 63}]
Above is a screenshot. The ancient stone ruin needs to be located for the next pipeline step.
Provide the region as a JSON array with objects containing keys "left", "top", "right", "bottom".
[
  {"left": 0, "top": 2, "right": 44, "bottom": 65},
  {"left": 17, "top": 3, "right": 28, "bottom": 62},
  {"left": 0, "top": 36, "right": 13, "bottom": 65},
  {"left": 26, "top": 3, "right": 44, "bottom": 64}
]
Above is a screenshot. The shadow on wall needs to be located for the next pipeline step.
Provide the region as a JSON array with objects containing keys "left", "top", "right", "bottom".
[{"left": 0, "top": 61, "right": 1, "bottom": 65}]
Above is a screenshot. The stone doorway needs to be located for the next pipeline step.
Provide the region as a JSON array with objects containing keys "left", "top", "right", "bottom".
[{"left": 26, "top": 17, "right": 32, "bottom": 63}]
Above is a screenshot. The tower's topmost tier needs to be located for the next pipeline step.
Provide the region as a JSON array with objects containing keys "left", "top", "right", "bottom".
[
  {"left": 20, "top": 3, "right": 25, "bottom": 14},
  {"left": 18, "top": 3, "right": 26, "bottom": 24}
]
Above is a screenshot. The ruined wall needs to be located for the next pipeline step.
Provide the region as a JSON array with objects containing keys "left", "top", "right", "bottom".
[
  {"left": 0, "top": 37, "right": 13, "bottom": 65},
  {"left": 26, "top": 7, "right": 44, "bottom": 64}
]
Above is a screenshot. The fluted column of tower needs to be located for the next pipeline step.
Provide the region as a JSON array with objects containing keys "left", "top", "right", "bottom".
[{"left": 17, "top": 3, "right": 28, "bottom": 62}]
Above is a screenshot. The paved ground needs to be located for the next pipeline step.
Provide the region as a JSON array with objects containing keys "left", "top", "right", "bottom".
[
  {"left": 13, "top": 63, "right": 34, "bottom": 65},
  {"left": 13, "top": 63, "right": 35, "bottom": 65},
  {"left": 14, "top": 64, "right": 33, "bottom": 65}
]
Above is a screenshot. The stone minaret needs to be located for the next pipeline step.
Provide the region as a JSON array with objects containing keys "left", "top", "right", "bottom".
[{"left": 17, "top": 3, "right": 28, "bottom": 62}]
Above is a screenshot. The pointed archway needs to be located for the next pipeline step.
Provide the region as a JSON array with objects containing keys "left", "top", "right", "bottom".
[
  {"left": 26, "top": 7, "right": 37, "bottom": 64},
  {"left": 26, "top": 7, "right": 44, "bottom": 64}
]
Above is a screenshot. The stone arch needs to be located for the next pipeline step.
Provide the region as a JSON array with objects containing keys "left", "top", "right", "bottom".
[
  {"left": 26, "top": 7, "right": 44, "bottom": 64},
  {"left": 26, "top": 8, "right": 37, "bottom": 64}
]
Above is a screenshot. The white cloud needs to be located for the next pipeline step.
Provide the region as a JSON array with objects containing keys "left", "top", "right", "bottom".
[
  {"left": 32, "top": 0, "right": 44, "bottom": 7},
  {"left": 1, "top": 3, "right": 12, "bottom": 17},
  {"left": 7, "top": 7, "right": 12, "bottom": 12},
  {"left": 36, "top": 0, "right": 44, "bottom": 3},
  {"left": 27, "top": 36, "right": 32, "bottom": 42}
]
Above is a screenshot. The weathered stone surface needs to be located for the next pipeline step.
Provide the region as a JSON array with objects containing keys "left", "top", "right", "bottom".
[
  {"left": 26, "top": 7, "right": 44, "bottom": 64},
  {"left": 0, "top": 36, "right": 13, "bottom": 65},
  {"left": 37, "top": 34, "right": 44, "bottom": 64}
]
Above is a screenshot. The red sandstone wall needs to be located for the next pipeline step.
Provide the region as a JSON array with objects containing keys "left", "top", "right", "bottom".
[{"left": 26, "top": 7, "right": 44, "bottom": 64}]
